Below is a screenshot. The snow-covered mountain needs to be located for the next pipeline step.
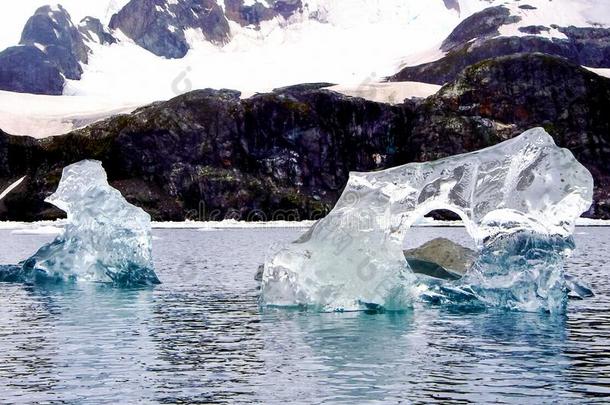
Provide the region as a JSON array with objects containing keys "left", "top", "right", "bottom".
[
  {"left": 0, "top": 0, "right": 128, "bottom": 50},
  {"left": 0, "top": 0, "right": 609, "bottom": 136},
  {"left": 0, "top": 1, "right": 490, "bottom": 100},
  {"left": 390, "top": 0, "right": 610, "bottom": 84}
]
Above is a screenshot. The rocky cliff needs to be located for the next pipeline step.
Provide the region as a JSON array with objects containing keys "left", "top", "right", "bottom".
[
  {"left": 109, "top": 0, "right": 230, "bottom": 59},
  {"left": 0, "top": 5, "right": 91, "bottom": 95},
  {"left": 0, "top": 5, "right": 115, "bottom": 95},
  {"left": 1, "top": 53, "right": 609, "bottom": 221}
]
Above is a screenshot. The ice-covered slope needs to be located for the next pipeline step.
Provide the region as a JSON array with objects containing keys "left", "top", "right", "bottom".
[
  {"left": 1, "top": 0, "right": 473, "bottom": 136},
  {"left": 3, "top": 0, "right": 609, "bottom": 97},
  {"left": 68, "top": 0, "right": 466, "bottom": 102},
  {"left": 391, "top": 0, "right": 610, "bottom": 83},
  {"left": 0, "top": 90, "right": 140, "bottom": 137}
]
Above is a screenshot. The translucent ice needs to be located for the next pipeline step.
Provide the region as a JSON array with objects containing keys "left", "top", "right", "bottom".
[
  {"left": 260, "top": 128, "right": 593, "bottom": 313},
  {"left": 8, "top": 160, "right": 160, "bottom": 287}
]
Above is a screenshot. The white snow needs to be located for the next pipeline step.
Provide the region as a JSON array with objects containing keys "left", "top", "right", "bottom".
[
  {"left": 585, "top": 66, "right": 610, "bottom": 78},
  {"left": 326, "top": 82, "right": 442, "bottom": 104},
  {"left": 0, "top": 176, "right": 26, "bottom": 201},
  {"left": 0, "top": 90, "right": 141, "bottom": 137},
  {"left": 69, "top": 0, "right": 463, "bottom": 103}
]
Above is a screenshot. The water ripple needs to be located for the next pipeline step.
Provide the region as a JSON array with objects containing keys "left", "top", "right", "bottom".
[{"left": 0, "top": 228, "right": 609, "bottom": 403}]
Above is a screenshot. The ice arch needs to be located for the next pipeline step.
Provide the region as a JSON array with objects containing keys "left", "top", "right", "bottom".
[{"left": 261, "top": 128, "right": 593, "bottom": 312}]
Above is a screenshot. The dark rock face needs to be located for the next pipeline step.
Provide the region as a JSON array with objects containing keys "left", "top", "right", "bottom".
[
  {"left": 0, "top": 87, "right": 412, "bottom": 221},
  {"left": 20, "top": 5, "right": 89, "bottom": 80},
  {"left": 109, "top": 0, "right": 230, "bottom": 59},
  {"left": 0, "top": 4, "right": 92, "bottom": 94},
  {"left": 1, "top": 54, "right": 609, "bottom": 221},
  {"left": 441, "top": 6, "right": 521, "bottom": 52},
  {"left": 390, "top": 27, "right": 610, "bottom": 85},
  {"left": 390, "top": 5, "right": 610, "bottom": 85},
  {"left": 558, "top": 26, "right": 610, "bottom": 67},
  {"left": 410, "top": 53, "right": 610, "bottom": 218},
  {"left": 0, "top": 46, "right": 64, "bottom": 95},
  {"left": 270, "top": 0, "right": 302, "bottom": 19},
  {"left": 79, "top": 17, "right": 117, "bottom": 45},
  {"left": 225, "top": 0, "right": 302, "bottom": 26},
  {"left": 225, "top": 0, "right": 276, "bottom": 27},
  {"left": 518, "top": 25, "right": 549, "bottom": 35}
]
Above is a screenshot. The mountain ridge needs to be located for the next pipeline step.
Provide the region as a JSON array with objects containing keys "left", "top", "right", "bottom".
[{"left": 1, "top": 53, "right": 609, "bottom": 221}]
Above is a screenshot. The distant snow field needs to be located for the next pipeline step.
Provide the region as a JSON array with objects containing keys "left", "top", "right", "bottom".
[
  {"left": 0, "top": 90, "right": 140, "bottom": 137},
  {"left": 327, "top": 82, "right": 442, "bottom": 104}
]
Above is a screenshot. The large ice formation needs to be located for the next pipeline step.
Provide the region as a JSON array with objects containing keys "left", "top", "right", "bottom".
[
  {"left": 260, "top": 128, "right": 593, "bottom": 313},
  {"left": 5, "top": 160, "right": 160, "bottom": 286}
]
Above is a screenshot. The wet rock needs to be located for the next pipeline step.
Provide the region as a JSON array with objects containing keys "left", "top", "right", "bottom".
[{"left": 404, "top": 238, "right": 476, "bottom": 277}]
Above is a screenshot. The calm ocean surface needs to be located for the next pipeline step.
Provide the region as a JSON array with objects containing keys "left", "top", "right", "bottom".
[{"left": 0, "top": 227, "right": 609, "bottom": 404}]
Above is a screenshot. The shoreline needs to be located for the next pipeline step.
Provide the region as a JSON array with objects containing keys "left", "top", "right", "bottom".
[{"left": 1, "top": 217, "right": 609, "bottom": 234}]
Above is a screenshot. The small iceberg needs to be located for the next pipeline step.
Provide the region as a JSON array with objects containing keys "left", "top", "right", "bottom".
[
  {"left": 260, "top": 128, "right": 593, "bottom": 313},
  {"left": 0, "top": 160, "right": 160, "bottom": 287}
]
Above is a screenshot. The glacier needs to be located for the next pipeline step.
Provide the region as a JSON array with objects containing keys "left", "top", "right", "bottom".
[
  {"left": 260, "top": 128, "right": 593, "bottom": 313},
  {"left": 0, "top": 160, "right": 160, "bottom": 287}
]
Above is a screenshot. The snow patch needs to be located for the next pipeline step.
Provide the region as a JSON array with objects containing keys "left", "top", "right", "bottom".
[
  {"left": 327, "top": 81, "right": 441, "bottom": 103},
  {"left": 585, "top": 66, "right": 610, "bottom": 78},
  {"left": 0, "top": 90, "right": 141, "bottom": 138},
  {"left": 0, "top": 177, "right": 26, "bottom": 201}
]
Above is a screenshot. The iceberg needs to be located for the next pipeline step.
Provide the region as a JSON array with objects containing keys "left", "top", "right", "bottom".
[
  {"left": 1, "top": 160, "right": 160, "bottom": 287},
  {"left": 260, "top": 128, "right": 593, "bottom": 313}
]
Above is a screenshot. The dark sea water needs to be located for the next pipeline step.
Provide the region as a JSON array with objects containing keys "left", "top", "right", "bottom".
[{"left": 0, "top": 226, "right": 609, "bottom": 404}]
